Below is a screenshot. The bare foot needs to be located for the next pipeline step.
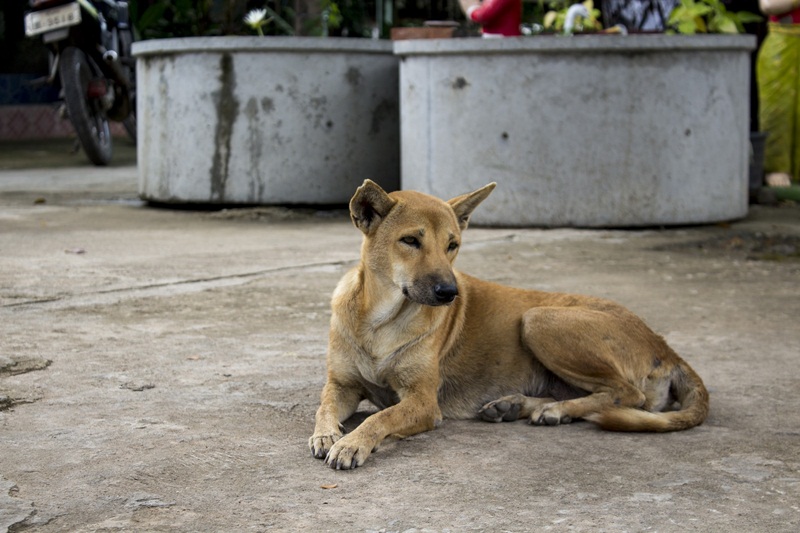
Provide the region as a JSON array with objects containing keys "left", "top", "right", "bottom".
[{"left": 766, "top": 172, "right": 791, "bottom": 187}]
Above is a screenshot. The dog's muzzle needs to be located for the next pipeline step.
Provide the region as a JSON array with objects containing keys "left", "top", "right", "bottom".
[
  {"left": 403, "top": 276, "right": 459, "bottom": 306},
  {"left": 433, "top": 283, "right": 458, "bottom": 305}
]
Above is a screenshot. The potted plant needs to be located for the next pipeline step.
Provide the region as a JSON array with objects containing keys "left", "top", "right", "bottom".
[
  {"left": 543, "top": 0, "right": 604, "bottom": 34},
  {"left": 665, "top": 0, "right": 766, "bottom": 200},
  {"left": 393, "top": 5, "right": 758, "bottom": 227},
  {"left": 130, "top": 1, "right": 399, "bottom": 206},
  {"left": 667, "top": 0, "right": 763, "bottom": 33}
]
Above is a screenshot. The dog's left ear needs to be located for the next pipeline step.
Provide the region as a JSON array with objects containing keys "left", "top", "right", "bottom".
[
  {"left": 350, "top": 179, "right": 398, "bottom": 235},
  {"left": 448, "top": 182, "right": 496, "bottom": 230}
]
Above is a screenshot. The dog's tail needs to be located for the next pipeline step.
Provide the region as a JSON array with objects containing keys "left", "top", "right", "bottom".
[{"left": 585, "top": 360, "right": 709, "bottom": 432}]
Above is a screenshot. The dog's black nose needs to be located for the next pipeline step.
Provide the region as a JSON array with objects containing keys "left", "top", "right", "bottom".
[{"left": 434, "top": 283, "right": 458, "bottom": 303}]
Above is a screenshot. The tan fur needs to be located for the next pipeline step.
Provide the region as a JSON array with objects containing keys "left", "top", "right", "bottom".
[{"left": 309, "top": 180, "right": 709, "bottom": 469}]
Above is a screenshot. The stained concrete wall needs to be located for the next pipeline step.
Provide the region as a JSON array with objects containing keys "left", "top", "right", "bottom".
[
  {"left": 395, "top": 35, "right": 756, "bottom": 227},
  {"left": 133, "top": 37, "right": 399, "bottom": 205}
]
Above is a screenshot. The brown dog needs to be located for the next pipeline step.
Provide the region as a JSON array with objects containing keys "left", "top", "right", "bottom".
[{"left": 309, "top": 180, "right": 708, "bottom": 469}]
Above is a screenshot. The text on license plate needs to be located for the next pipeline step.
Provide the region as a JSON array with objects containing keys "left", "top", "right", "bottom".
[{"left": 24, "top": 2, "right": 81, "bottom": 37}]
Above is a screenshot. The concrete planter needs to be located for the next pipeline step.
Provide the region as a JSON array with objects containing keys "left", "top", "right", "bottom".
[
  {"left": 395, "top": 35, "right": 757, "bottom": 227},
  {"left": 132, "top": 37, "right": 399, "bottom": 205}
]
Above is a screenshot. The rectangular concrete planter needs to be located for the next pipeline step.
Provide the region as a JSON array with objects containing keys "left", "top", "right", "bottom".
[
  {"left": 395, "top": 35, "right": 757, "bottom": 227},
  {"left": 132, "top": 37, "right": 399, "bottom": 205}
]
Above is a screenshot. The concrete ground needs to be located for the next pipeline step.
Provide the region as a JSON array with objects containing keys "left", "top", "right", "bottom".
[{"left": 1, "top": 140, "right": 799, "bottom": 532}]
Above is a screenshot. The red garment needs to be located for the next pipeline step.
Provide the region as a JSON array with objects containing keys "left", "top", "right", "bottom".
[
  {"left": 468, "top": 0, "right": 522, "bottom": 36},
  {"left": 769, "top": 6, "right": 800, "bottom": 23}
]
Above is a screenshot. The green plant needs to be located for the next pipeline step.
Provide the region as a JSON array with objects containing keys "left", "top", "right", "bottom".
[
  {"left": 131, "top": 1, "right": 343, "bottom": 39},
  {"left": 244, "top": 8, "right": 271, "bottom": 35},
  {"left": 543, "top": 0, "right": 602, "bottom": 34},
  {"left": 320, "top": 0, "right": 343, "bottom": 34},
  {"left": 248, "top": 1, "right": 341, "bottom": 36},
  {"left": 668, "top": 0, "right": 762, "bottom": 34},
  {"left": 134, "top": 0, "right": 219, "bottom": 38}
]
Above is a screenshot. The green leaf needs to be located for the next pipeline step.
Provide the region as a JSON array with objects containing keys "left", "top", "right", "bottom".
[
  {"left": 137, "top": 2, "right": 168, "bottom": 33},
  {"left": 736, "top": 11, "right": 764, "bottom": 24},
  {"left": 677, "top": 19, "right": 697, "bottom": 34},
  {"left": 695, "top": 16, "right": 708, "bottom": 32},
  {"left": 543, "top": 11, "right": 557, "bottom": 29},
  {"left": 667, "top": 8, "right": 683, "bottom": 25},
  {"left": 263, "top": 5, "right": 295, "bottom": 35},
  {"left": 689, "top": 5, "right": 712, "bottom": 18},
  {"left": 712, "top": 14, "right": 739, "bottom": 33}
]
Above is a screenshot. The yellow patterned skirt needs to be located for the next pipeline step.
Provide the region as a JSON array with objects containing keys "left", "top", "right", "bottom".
[{"left": 757, "top": 22, "right": 800, "bottom": 183}]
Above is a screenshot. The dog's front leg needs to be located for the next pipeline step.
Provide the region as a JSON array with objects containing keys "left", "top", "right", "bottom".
[
  {"left": 325, "top": 387, "right": 441, "bottom": 470},
  {"left": 309, "top": 378, "right": 363, "bottom": 459}
]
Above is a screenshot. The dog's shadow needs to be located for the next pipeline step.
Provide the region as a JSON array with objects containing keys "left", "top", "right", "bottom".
[{"left": 341, "top": 405, "right": 379, "bottom": 432}]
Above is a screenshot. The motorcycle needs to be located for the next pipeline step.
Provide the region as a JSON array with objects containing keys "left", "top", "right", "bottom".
[{"left": 24, "top": 0, "right": 136, "bottom": 165}]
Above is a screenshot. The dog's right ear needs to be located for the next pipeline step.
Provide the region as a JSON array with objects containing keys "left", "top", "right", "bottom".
[{"left": 349, "top": 179, "right": 397, "bottom": 235}]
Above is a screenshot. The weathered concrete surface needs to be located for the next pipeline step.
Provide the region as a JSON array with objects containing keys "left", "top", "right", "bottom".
[
  {"left": 1, "top": 151, "right": 799, "bottom": 531},
  {"left": 133, "top": 37, "right": 399, "bottom": 205},
  {"left": 396, "top": 35, "right": 755, "bottom": 227}
]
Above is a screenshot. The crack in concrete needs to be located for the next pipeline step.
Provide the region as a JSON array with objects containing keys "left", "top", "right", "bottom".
[
  {"left": 1, "top": 258, "right": 356, "bottom": 313},
  {"left": 0, "top": 395, "right": 40, "bottom": 411},
  {"left": 0, "top": 357, "right": 52, "bottom": 377},
  {"left": 0, "top": 477, "right": 36, "bottom": 532},
  {"left": 1, "top": 357, "right": 49, "bottom": 411},
  {"left": 1, "top": 233, "right": 526, "bottom": 314}
]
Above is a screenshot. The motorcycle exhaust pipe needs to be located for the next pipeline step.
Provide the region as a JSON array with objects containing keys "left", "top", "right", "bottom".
[{"left": 100, "top": 47, "right": 131, "bottom": 88}]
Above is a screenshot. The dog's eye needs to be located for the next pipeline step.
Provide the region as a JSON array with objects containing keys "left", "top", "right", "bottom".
[
  {"left": 447, "top": 241, "right": 459, "bottom": 252},
  {"left": 401, "top": 236, "right": 420, "bottom": 248}
]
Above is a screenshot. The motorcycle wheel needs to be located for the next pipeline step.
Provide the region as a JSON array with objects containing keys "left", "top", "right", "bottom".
[{"left": 59, "top": 47, "right": 113, "bottom": 166}]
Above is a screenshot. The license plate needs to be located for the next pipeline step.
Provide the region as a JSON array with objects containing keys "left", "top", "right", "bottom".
[{"left": 25, "top": 2, "right": 81, "bottom": 37}]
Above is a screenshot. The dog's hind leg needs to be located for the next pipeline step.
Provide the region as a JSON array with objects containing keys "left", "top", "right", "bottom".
[
  {"left": 518, "top": 306, "right": 654, "bottom": 426},
  {"left": 479, "top": 394, "right": 556, "bottom": 422}
]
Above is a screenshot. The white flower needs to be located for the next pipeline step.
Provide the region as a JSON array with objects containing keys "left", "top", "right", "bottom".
[{"left": 244, "top": 9, "right": 268, "bottom": 29}]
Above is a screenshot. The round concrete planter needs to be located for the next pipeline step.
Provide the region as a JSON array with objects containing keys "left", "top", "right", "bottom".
[
  {"left": 395, "top": 35, "right": 757, "bottom": 227},
  {"left": 132, "top": 37, "right": 399, "bottom": 205}
]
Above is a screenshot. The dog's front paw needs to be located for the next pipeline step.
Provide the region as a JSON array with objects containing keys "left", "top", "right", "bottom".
[
  {"left": 309, "top": 432, "right": 342, "bottom": 460},
  {"left": 325, "top": 434, "right": 372, "bottom": 470}
]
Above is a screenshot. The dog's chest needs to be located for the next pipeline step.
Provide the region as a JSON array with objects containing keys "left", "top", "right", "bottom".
[
  {"left": 353, "top": 305, "right": 429, "bottom": 381},
  {"left": 352, "top": 332, "right": 406, "bottom": 385},
  {"left": 348, "top": 338, "right": 405, "bottom": 408},
  {"left": 346, "top": 319, "right": 427, "bottom": 395},
  {"left": 333, "top": 269, "right": 435, "bottom": 404}
]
